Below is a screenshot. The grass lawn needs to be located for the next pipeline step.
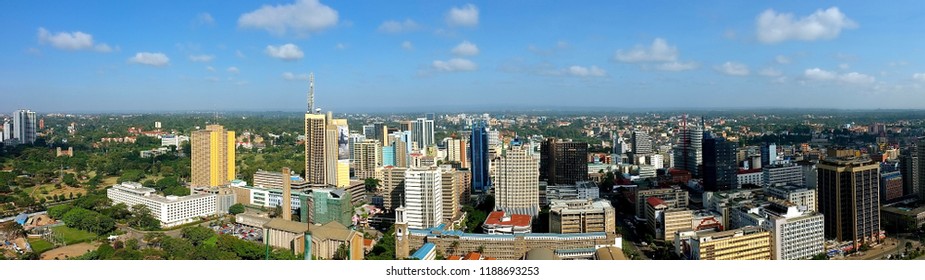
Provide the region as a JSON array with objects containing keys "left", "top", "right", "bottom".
[
  {"left": 28, "top": 238, "right": 56, "bottom": 254},
  {"left": 52, "top": 226, "right": 99, "bottom": 245}
]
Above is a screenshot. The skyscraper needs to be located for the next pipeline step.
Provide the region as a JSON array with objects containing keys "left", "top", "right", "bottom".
[
  {"left": 672, "top": 116, "right": 703, "bottom": 177},
  {"left": 817, "top": 152, "right": 881, "bottom": 246},
  {"left": 495, "top": 140, "right": 540, "bottom": 217},
  {"left": 540, "top": 138, "right": 589, "bottom": 185},
  {"left": 631, "top": 130, "right": 652, "bottom": 155},
  {"left": 470, "top": 121, "right": 491, "bottom": 193},
  {"left": 412, "top": 117, "right": 435, "bottom": 151},
  {"left": 403, "top": 167, "right": 443, "bottom": 229},
  {"left": 305, "top": 112, "right": 328, "bottom": 185},
  {"left": 915, "top": 138, "right": 925, "bottom": 201},
  {"left": 900, "top": 144, "right": 918, "bottom": 198},
  {"left": 303, "top": 74, "right": 343, "bottom": 186},
  {"left": 761, "top": 143, "right": 778, "bottom": 167},
  {"left": 703, "top": 136, "right": 739, "bottom": 192},
  {"left": 11, "top": 109, "right": 37, "bottom": 145},
  {"left": 446, "top": 138, "right": 468, "bottom": 168},
  {"left": 191, "top": 124, "right": 236, "bottom": 187},
  {"left": 353, "top": 139, "right": 381, "bottom": 179}
]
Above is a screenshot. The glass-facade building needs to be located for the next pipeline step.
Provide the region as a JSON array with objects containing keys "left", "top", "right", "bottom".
[{"left": 470, "top": 121, "right": 491, "bottom": 193}]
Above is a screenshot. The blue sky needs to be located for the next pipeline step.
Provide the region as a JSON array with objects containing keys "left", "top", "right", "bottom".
[{"left": 2, "top": 1, "right": 925, "bottom": 113}]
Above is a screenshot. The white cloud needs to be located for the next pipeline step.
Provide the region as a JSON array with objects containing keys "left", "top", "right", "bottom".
[
  {"left": 715, "top": 62, "right": 750, "bottom": 76},
  {"left": 446, "top": 4, "right": 479, "bottom": 27},
  {"left": 914, "top": 73, "right": 925, "bottom": 82},
  {"left": 756, "top": 7, "right": 858, "bottom": 44},
  {"left": 238, "top": 0, "right": 339, "bottom": 37},
  {"left": 566, "top": 65, "right": 606, "bottom": 77},
  {"left": 838, "top": 63, "right": 850, "bottom": 70},
  {"left": 432, "top": 58, "right": 477, "bottom": 72},
  {"left": 189, "top": 54, "right": 215, "bottom": 62},
  {"left": 282, "top": 72, "right": 311, "bottom": 81},
  {"left": 775, "top": 55, "right": 791, "bottom": 64},
  {"left": 206, "top": 66, "right": 215, "bottom": 72},
  {"left": 451, "top": 40, "right": 479, "bottom": 56},
  {"left": 839, "top": 72, "right": 875, "bottom": 84},
  {"left": 804, "top": 68, "right": 875, "bottom": 84},
  {"left": 227, "top": 66, "right": 239, "bottom": 74},
  {"left": 335, "top": 43, "right": 347, "bottom": 50},
  {"left": 401, "top": 41, "right": 414, "bottom": 50},
  {"left": 758, "top": 68, "right": 782, "bottom": 77},
  {"left": 378, "top": 19, "right": 420, "bottom": 33},
  {"left": 197, "top": 13, "right": 215, "bottom": 25},
  {"left": 37, "top": 27, "right": 113, "bottom": 52},
  {"left": 265, "top": 44, "right": 304, "bottom": 61},
  {"left": 804, "top": 68, "right": 837, "bottom": 80},
  {"left": 614, "top": 38, "right": 678, "bottom": 63},
  {"left": 236, "top": 50, "right": 246, "bottom": 58},
  {"left": 653, "top": 61, "right": 698, "bottom": 72},
  {"left": 129, "top": 52, "right": 170, "bottom": 67}
]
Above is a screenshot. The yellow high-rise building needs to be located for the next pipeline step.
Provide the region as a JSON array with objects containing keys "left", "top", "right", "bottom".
[
  {"left": 305, "top": 112, "right": 348, "bottom": 187},
  {"left": 191, "top": 124, "right": 235, "bottom": 187}
]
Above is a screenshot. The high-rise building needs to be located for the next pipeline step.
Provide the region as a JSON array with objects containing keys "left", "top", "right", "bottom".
[
  {"left": 703, "top": 136, "right": 738, "bottom": 192},
  {"left": 191, "top": 124, "right": 235, "bottom": 187},
  {"left": 353, "top": 139, "right": 381, "bottom": 180},
  {"left": 412, "top": 117, "right": 435, "bottom": 151},
  {"left": 382, "top": 145, "right": 396, "bottom": 167},
  {"left": 817, "top": 153, "right": 881, "bottom": 246},
  {"left": 762, "top": 199, "right": 825, "bottom": 260},
  {"left": 915, "top": 138, "right": 925, "bottom": 201},
  {"left": 11, "top": 109, "right": 37, "bottom": 145},
  {"left": 446, "top": 138, "right": 469, "bottom": 168},
  {"left": 403, "top": 168, "right": 443, "bottom": 229},
  {"left": 305, "top": 112, "right": 328, "bottom": 185},
  {"left": 1, "top": 121, "right": 12, "bottom": 142},
  {"left": 900, "top": 144, "right": 918, "bottom": 198},
  {"left": 373, "top": 122, "right": 389, "bottom": 148},
  {"left": 440, "top": 165, "right": 461, "bottom": 223},
  {"left": 348, "top": 133, "right": 366, "bottom": 161},
  {"left": 494, "top": 140, "right": 540, "bottom": 216},
  {"left": 631, "top": 130, "right": 652, "bottom": 155},
  {"left": 672, "top": 117, "right": 703, "bottom": 177},
  {"left": 540, "top": 138, "right": 588, "bottom": 185},
  {"left": 761, "top": 143, "right": 778, "bottom": 167},
  {"left": 379, "top": 166, "right": 407, "bottom": 211},
  {"left": 549, "top": 199, "right": 615, "bottom": 234},
  {"left": 763, "top": 164, "right": 804, "bottom": 188},
  {"left": 470, "top": 121, "right": 491, "bottom": 193}
]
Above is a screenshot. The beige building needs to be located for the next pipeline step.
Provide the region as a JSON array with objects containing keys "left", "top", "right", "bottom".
[
  {"left": 494, "top": 142, "right": 540, "bottom": 216},
  {"left": 440, "top": 165, "right": 462, "bottom": 223},
  {"left": 446, "top": 138, "right": 468, "bottom": 168},
  {"left": 766, "top": 184, "right": 817, "bottom": 212},
  {"left": 635, "top": 186, "right": 689, "bottom": 219},
  {"left": 191, "top": 124, "right": 235, "bottom": 187},
  {"left": 262, "top": 218, "right": 364, "bottom": 260},
  {"left": 305, "top": 112, "right": 347, "bottom": 187},
  {"left": 353, "top": 139, "right": 381, "bottom": 180},
  {"left": 379, "top": 166, "right": 407, "bottom": 211},
  {"left": 675, "top": 226, "right": 771, "bottom": 260},
  {"left": 645, "top": 197, "right": 693, "bottom": 241},
  {"left": 549, "top": 199, "right": 616, "bottom": 234}
]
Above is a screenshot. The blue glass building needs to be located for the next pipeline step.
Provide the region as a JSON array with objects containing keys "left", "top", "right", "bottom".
[
  {"left": 470, "top": 121, "right": 491, "bottom": 193},
  {"left": 382, "top": 145, "right": 396, "bottom": 167}
]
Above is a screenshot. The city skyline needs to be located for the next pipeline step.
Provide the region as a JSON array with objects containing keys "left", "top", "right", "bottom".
[{"left": 4, "top": 1, "right": 925, "bottom": 113}]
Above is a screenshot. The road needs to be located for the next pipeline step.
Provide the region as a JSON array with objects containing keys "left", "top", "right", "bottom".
[{"left": 616, "top": 214, "right": 649, "bottom": 260}]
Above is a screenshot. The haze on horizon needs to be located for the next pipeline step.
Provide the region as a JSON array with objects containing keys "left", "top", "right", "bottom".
[{"left": 3, "top": 1, "right": 925, "bottom": 113}]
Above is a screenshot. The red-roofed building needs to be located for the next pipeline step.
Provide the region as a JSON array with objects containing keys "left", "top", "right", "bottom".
[
  {"left": 482, "top": 211, "right": 532, "bottom": 234},
  {"left": 646, "top": 197, "right": 666, "bottom": 208},
  {"left": 668, "top": 169, "right": 692, "bottom": 183},
  {"left": 445, "top": 252, "right": 497, "bottom": 260}
]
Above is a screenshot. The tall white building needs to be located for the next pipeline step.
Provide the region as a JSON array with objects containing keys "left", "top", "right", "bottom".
[
  {"left": 763, "top": 199, "right": 825, "bottom": 260},
  {"left": 763, "top": 164, "right": 804, "bottom": 187},
  {"left": 411, "top": 117, "right": 435, "bottom": 150},
  {"left": 403, "top": 168, "right": 443, "bottom": 229},
  {"left": 107, "top": 182, "right": 217, "bottom": 227},
  {"left": 494, "top": 141, "right": 540, "bottom": 216},
  {"left": 11, "top": 109, "right": 37, "bottom": 145}
]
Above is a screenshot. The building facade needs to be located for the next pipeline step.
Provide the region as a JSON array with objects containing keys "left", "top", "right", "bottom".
[
  {"left": 549, "top": 199, "right": 615, "bottom": 234},
  {"left": 540, "top": 138, "right": 589, "bottom": 185},
  {"left": 675, "top": 226, "right": 771, "bottom": 260},
  {"left": 494, "top": 141, "right": 540, "bottom": 216},
  {"left": 817, "top": 154, "right": 882, "bottom": 245},
  {"left": 404, "top": 168, "right": 443, "bottom": 229},
  {"left": 107, "top": 182, "right": 217, "bottom": 227},
  {"left": 191, "top": 124, "right": 235, "bottom": 187},
  {"left": 353, "top": 139, "right": 381, "bottom": 180},
  {"left": 703, "top": 136, "right": 739, "bottom": 191},
  {"left": 470, "top": 121, "right": 491, "bottom": 193}
]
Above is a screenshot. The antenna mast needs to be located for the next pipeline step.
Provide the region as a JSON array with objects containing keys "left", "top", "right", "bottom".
[{"left": 308, "top": 72, "right": 314, "bottom": 112}]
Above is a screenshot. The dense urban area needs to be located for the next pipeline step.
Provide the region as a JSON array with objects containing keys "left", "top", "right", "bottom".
[{"left": 3, "top": 103, "right": 925, "bottom": 260}]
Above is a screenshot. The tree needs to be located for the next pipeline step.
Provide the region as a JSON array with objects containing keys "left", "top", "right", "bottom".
[
  {"left": 334, "top": 243, "right": 349, "bottom": 260},
  {"left": 143, "top": 232, "right": 166, "bottom": 248},
  {"left": 160, "top": 236, "right": 194, "bottom": 260},
  {"left": 229, "top": 203, "right": 245, "bottom": 215},
  {"left": 62, "top": 173, "right": 79, "bottom": 187},
  {"left": 364, "top": 178, "right": 381, "bottom": 193},
  {"left": 97, "top": 243, "right": 116, "bottom": 260},
  {"left": 181, "top": 226, "right": 215, "bottom": 247},
  {"left": 129, "top": 204, "right": 160, "bottom": 231}
]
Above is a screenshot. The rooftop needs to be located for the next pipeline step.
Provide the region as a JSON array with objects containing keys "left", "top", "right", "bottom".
[{"left": 483, "top": 211, "right": 532, "bottom": 227}]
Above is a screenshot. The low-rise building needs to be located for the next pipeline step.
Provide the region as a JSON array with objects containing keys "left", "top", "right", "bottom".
[
  {"left": 737, "top": 169, "right": 764, "bottom": 188},
  {"left": 545, "top": 181, "right": 600, "bottom": 202},
  {"left": 646, "top": 197, "right": 693, "bottom": 241},
  {"left": 766, "top": 184, "right": 816, "bottom": 212},
  {"left": 482, "top": 211, "right": 532, "bottom": 234},
  {"left": 549, "top": 199, "right": 615, "bottom": 234},
  {"left": 762, "top": 199, "right": 825, "bottom": 260},
  {"left": 635, "top": 186, "right": 689, "bottom": 219},
  {"left": 107, "top": 182, "right": 216, "bottom": 227},
  {"left": 675, "top": 226, "right": 771, "bottom": 260},
  {"left": 881, "top": 205, "right": 925, "bottom": 233}
]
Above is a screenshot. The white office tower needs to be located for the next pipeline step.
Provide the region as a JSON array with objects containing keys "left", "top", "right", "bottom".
[
  {"left": 12, "top": 109, "right": 37, "bottom": 144},
  {"left": 403, "top": 168, "right": 443, "bottom": 229},
  {"left": 494, "top": 141, "right": 540, "bottom": 217},
  {"left": 763, "top": 199, "right": 825, "bottom": 260}
]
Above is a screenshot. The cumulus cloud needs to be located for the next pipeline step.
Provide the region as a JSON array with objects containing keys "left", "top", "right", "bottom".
[
  {"left": 446, "top": 4, "right": 479, "bottom": 27},
  {"left": 804, "top": 68, "right": 875, "bottom": 84},
  {"left": 451, "top": 40, "right": 479, "bottom": 56},
  {"left": 758, "top": 68, "right": 782, "bottom": 77},
  {"left": 129, "top": 52, "right": 170, "bottom": 67},
  {"left": 227, "top": 66, "right": 239, "bottom": 74},
  {"left": 238, "top": 0, "right": 338, "bottom": 37},
  {"left": 566, "top": 65, "right": 606, "bottom": 77},
  {"left": 402, "top": 41, "right": 414, "bottom": 50},
  {"left": 206, "top": 66, "right": 215, "bottom": 72},
  {"left": 378, "top": 19, "right": 420, "bottom": 33},
  {"left": 432, "top": 58, "right": 477, "bottom": 72},
  {"left": 189, "top": 54, "right": 215, "bottom": 62},
  {"left": 197, "top": 13, "right": 215, "bottom": 25},
  {"left": 37, "top": 27, "right": 113, "bottom": 52},
  {"left": 614, "top": 38, "right": 678, "bottom": 63},
  {"left": 653, "top": 61, "right": 699, "bottom": 72},
  {"left": 282, "top": 72, "right": 311, "bottom": 81},
  {"left": 914, "top": 73, "right": 925, "bottom": 82},
  {"left": 756, "top": 7, "right": 858, "bottom": 44},
  {"left": 775, "top": 55, "right": 791, "bottom": 64},
  {"left": 715, "top": 62, "right": 750, "bottom": 76},
  {"left": 265, "top": 44, "right": 304, "bottom": 61}
]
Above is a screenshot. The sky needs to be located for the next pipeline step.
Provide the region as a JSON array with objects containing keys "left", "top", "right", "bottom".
[{"left": 3, "top": 1, "right": 925, "bottom": 113}]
